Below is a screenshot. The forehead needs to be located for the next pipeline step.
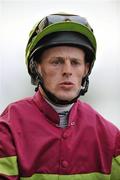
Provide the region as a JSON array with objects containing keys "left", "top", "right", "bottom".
[{"left": 41, "top": 45, "right": 85, "bottom": 59}]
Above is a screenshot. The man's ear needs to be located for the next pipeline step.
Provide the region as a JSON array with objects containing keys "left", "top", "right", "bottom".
[
  {"left": 37, "top": 64, "right": 42, "bottom": 75},
  {"left": 84, "top": 63, "right": 90, "bottom": 77}
]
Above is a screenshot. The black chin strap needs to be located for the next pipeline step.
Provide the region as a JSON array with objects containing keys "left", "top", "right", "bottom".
[
  {"left": 35, "top": 75, "right": 89, "bottom": 106},
  {"left": 39, "top": 81, "right": 79, "bottom": 105}
]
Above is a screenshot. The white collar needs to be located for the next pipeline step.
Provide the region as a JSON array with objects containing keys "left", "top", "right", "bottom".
[{"left": 45, "top": 98, "right": 74, "bottom": 114}]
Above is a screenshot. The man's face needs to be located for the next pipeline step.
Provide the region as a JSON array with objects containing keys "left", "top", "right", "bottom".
[{"left": 37, "top": 46, "right": 89, "bottom": 101}]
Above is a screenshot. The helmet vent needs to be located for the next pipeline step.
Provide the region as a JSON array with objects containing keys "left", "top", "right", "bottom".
[{"left": 64, "top": 18, "right": 71, "bottom": 22}]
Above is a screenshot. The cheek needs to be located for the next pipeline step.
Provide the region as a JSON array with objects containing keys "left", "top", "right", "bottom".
[
  {"left": 41, "top": 68, "right": 59, "bottom": 86},
  {"left": 74, "top": 69, "right": 87, "bottom": 85},
  {"left": 76, "top": 69, "right": 85, "bottom": 79},
  {"left": 42, "top": 70, "right": 56, "bottom": 80},
  {"left": 80, "top": 66, "right": 88, "bottom": 78}
]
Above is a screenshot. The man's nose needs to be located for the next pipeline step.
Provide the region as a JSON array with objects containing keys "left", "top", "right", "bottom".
[{"left": 62, "top": 60, "right": 72, "bottom": 76}]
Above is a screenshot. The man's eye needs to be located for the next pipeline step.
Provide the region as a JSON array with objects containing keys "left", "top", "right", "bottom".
[
  {"left": 51, "top": 58, "right": 63, "bottom": 65},
  {"left": 53, "top": 60, "right": 60, "bottom": 64},
  {"left": 71, "top": 60, "right": 81, "bottom": 65}
]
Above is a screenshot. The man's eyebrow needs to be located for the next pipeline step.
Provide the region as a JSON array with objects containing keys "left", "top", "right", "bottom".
[
  {"left": 49, "top": 56, "right": 81, "bottom": 61},
  {"left": 49, "top": 56, "right": 64, "bottom": 59},
  {"left": 70, "top": 57, "right": 81, "bottom": 61}
]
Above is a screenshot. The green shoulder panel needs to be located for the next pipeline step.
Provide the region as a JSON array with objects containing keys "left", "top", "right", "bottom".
[
  {"left": 0, "top": 156, "right": 18, "bottom": 176},
  {"left": 110, "top": 155, "right": 120, "bottom": 180}
]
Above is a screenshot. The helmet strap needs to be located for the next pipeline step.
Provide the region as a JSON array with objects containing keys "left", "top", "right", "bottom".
[
  {"left": 80, "top": 76, "right": 89, "bottom": 95},
  {"left": 35, "top": 73, "right": 89, "bottom": 106}
]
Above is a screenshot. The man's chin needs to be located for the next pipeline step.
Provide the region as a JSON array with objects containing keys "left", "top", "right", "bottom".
[
  {"left": 56, "top": 90, "right": 81, "bottom": 102},
  {"left": 56, "top": 94, "right": 76, "bottom": 102}
]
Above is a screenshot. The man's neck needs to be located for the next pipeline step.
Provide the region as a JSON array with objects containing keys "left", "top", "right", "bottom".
[{"left": 39, "top": 87, "right": 74, "bottom": 128}]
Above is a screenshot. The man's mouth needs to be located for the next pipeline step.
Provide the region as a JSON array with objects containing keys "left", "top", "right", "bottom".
[{"left": 59, "top": 81, "right": 74, "bottom": 89}]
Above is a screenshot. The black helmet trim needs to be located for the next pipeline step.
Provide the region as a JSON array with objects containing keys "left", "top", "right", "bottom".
[{"left": 29, "top": 31, "right": 95, "bottom": 61}]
